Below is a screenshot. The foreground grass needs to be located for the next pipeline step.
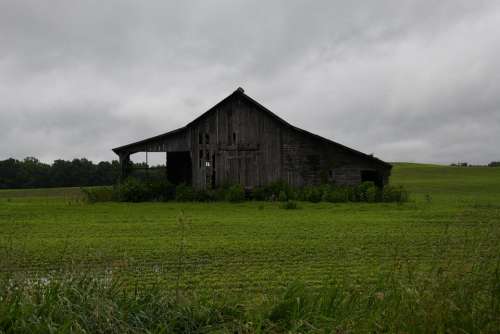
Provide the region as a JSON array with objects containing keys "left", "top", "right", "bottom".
[
  {"left": 1, "top": 163, "right": 500, "bottom": 332},
  {"left": 2, "top": 263, "right": 499, "bottom": 333}
]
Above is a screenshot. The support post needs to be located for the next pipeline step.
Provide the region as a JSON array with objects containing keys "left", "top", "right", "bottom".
[
  {"left": 119, "top": 153, "right": 131, "bottom": 182},
  {"left": 165, "top": 152, "right": 168, "bottom": 180},
  {"left": 145, "top": 151, "right": 149, "bottom": 181}
]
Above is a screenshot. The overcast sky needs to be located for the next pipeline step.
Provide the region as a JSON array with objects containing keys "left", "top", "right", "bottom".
[{"left": 1, "top": 1, "right": 499, "bottom": 164}]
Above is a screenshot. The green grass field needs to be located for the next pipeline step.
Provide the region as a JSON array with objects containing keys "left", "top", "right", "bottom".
[
  {"left": 1, "top": 163, "right": 499, "bottom": 291},
  {"left": 1, "top": 163, "right": 500, "bottom": 332}
]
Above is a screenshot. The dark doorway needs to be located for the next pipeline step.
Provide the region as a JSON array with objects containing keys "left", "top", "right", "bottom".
[
  {"left": 361, "top": 170, "right": 383, "bottom": 187},
  {"left": 167, "top": 151, "right": 192, "bottom": 185}
]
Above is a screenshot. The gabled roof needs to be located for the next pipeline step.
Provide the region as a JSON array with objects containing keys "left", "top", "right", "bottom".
[
  {"left": 112, "top": 89, "right": 239, "bottom": 154},
  {"left": 112, "top": 88, "right": 391, "bottom": 169}
]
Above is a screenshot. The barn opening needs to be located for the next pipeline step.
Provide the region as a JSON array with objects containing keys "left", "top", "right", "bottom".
[
  {"left": 361, "top": 170, "right": 383, "bottom": 187},
  {"left": 167, "top": 151, "right": 192, "bottom": 185},
  {"left": 129, "top": 152, "right": 167, "bottom": 181}
]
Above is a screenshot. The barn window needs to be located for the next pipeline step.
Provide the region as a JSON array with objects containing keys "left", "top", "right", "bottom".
[
  {"left": 205, "top": 161, "right": 211, "bottom": 167},
  {"left": 199, "top": 133, "right": 203, "bottom": 145},
  {"left": 232, "top": 132, "right": 236, "bottom": 144},
  {"left": 205, "top": 133, "right": 210, "bottom": 144}
]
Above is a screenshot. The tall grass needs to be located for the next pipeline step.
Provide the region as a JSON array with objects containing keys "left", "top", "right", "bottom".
[{"left": 1, "top": 261, "right": 499, "bottom": 333}]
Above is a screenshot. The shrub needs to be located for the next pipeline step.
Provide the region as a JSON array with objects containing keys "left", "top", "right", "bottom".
[
  {"left": 251, "top": 186, "right": 267, "bottom": 201},
  {"left": 355, "top": 181, "right": 376, "bottom": 202},
  {"left": 250, "top": 180, "right": 294, "bottom": 201},
  {"left": 148, "top": 179, "right": 175, "bottom": 201},
  {"left": 213, "top": 186, "right": 229, "bottom": 201},
  {"left": 81, "top": 186, "right": 115, "bottom": 203},
  {"left": 112, "top": 178, "right": 176, "bottom": 202},
  {"left": 383, "top": 185, "right": 409, "bottom": 203},
  {"left": 344, "top": 186, "right": 356, "bottom": 202},
  {"left": 303, "top": 186, "right": 323, "bottom": 203},
  {"left": 175, "top": 183, "right": 195, "bottom": 202},
  {"left": 322, "top": 186, "right": 349, "bottom": 203},
  {"left": 365, "top": 185, "right": 381, "bottom": 202},
  {"left": 271, "top": 181, "right": 293, "bottom": 199},
  {"left": 106, "top": 178, "right": 409, "bottom": 204},
  {"left": 225, "top": 184, "right": 245, "bottom": 202},
  {"left": 194, "top": 189, "right": 215, "bottom": 202},
  {"left": 281, "top": 201, "right": 298, "bottom": 210},
  {"left": 278, "top": 190, "right": 288, "bottom": 202},
  {"left": 116, "top": 177, "right": 151, "bottom": 202}
]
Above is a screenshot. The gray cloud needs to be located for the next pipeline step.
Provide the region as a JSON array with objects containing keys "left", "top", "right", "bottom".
[{"left": 1, "top": 0, "right": 499, "bottom": 164}]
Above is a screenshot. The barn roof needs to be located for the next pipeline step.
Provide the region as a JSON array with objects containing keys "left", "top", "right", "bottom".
[{"left": 112, "top": 88, "right": 391, "bottom": 169}]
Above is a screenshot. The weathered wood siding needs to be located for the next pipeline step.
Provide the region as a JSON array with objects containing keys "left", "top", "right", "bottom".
[
  {"left": 117, "top": 131, "right": 189, "bottom": 156},
  {"left": 189, "top": 96, "right": 283, "bottom": 189},
  {"left": 280, "top": 126, "right": 389, "bottom": 187},
  {"left": 188, "top": 94, "right": 389, "bottom": 189}
]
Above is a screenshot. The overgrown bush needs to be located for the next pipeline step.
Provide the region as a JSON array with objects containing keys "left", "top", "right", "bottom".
[
  {"left": 366, "top": 186, "right": 380, "bottom": 202},
  {"left": 303, "top": 186, "right": 323, "bottom": 203},
  {"left": 111, "top": 178, "right": 176, "bottom": 202},
  {"left": 278, "top": 190, "right": 288, "bottom": 202},
  {"left": 355, "top": 181, "right": 368, "bottom": 201},
  {"left": 383, "top": 185, "right": 409, "bottom": 203},
  {"left": 250, "top": 181, "right": 293, "bottom": 201},
  {"left": 322, "top": 186, "right": 349, "bottom": 203},
  {"left": 353, "top": 181, "right": 382, "bottom": 202},
  {"left": 194, "top": 189, "right": 215, "bottom": 202},
  {"left": 251, "top": 186, "right": 268, "bottom": 201},
  {"left": 148, "top": 179, "right": 175, "bottom": 201},
  {"left": 85, "top": 177, "right": 409, "bottom": 204},
  {"left": 116, "top": 177, "right": 151, "bottom": 202},
  {"left": 213, "top": 186, "right": 229, "bottom": 201},
  {"left": 225, "top": 184, "right": 245, "bottom": 203},
  {"left": 175, "top": 183, "right": 195, "bottom": 202}
]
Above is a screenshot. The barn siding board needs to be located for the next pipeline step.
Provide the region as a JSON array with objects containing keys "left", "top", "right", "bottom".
[{"left": 113, "top": 88, "right": 392, "bottom": 188}]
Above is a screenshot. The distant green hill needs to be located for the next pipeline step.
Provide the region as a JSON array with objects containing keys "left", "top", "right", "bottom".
[{"left": 391, "top": 162, "right": 500, "bottom": 202}]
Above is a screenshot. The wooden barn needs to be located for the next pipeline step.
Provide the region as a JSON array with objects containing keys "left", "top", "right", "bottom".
[{"left": 112, "top": 88, "right": 392, "bottom": 189}]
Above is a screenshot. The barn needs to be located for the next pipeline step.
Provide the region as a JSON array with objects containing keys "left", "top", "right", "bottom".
[{"left": 112, "top": 88, "right": 392, "bottom": 189}]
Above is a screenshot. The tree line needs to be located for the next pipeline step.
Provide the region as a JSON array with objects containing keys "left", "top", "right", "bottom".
[
  {"left": 0, "top": 157, "right": 122, "bottom": 189},
  {"left": 450, "top": 162, "right": 500, "bottom": 167}
]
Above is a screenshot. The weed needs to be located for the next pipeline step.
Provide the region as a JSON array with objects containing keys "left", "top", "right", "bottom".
[
  {"left": 175, "top": 183, "right": 195, "bottom": 202},
  {"left": 225, "top": 184, "right": 245, "bottom": 202},
  {"left": 425, "top": 193, "right": 432, "bottom": 203}
]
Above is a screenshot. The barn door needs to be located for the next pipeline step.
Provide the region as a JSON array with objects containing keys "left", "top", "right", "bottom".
[
  {"left": 242, "top": 152, "right": 258, "bottom": 187},
  {"left": 224, "top": 151, "right": 259, "bottom": 187},
  {"left": 227, "top": 155, "right": 239, "bottom": 184}
]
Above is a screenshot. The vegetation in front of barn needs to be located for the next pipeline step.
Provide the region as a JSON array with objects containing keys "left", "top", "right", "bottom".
[{"left": 81, "top": 178, "right": 409, "bottom": 204}]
